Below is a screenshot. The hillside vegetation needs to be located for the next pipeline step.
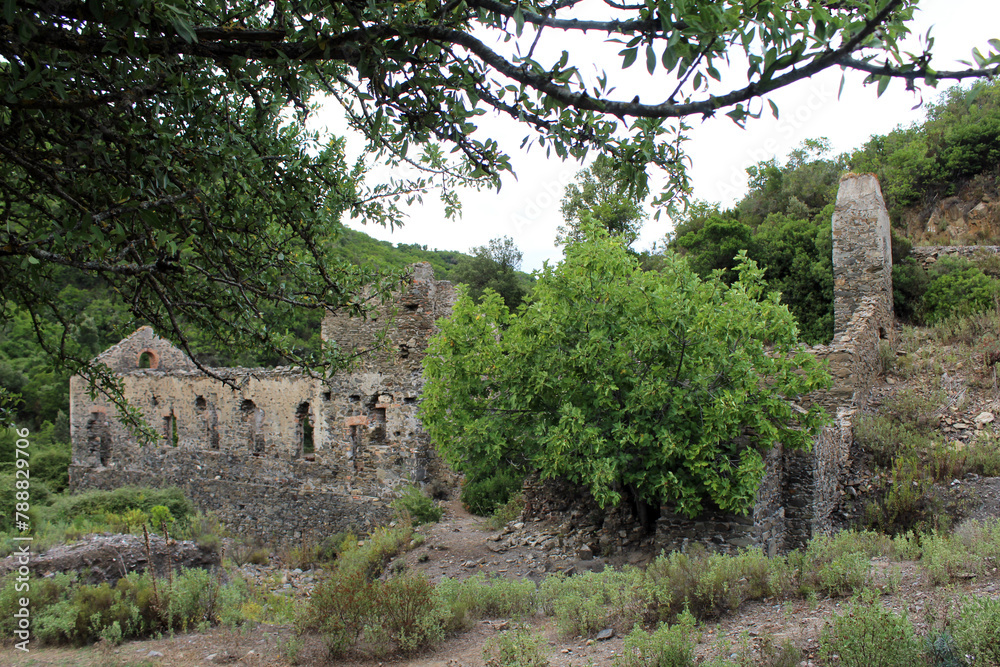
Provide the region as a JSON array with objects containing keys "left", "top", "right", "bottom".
[{"left": 670, "top": 80, "right": 1000, "bottom": 346}]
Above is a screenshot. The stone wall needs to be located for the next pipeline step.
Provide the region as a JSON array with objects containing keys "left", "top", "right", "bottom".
[
  {"left": 910, "top": 245, "right": 1000, "bottom": 269},
  {"left": 832, "top": 174, "right": 893, "bottom": 334},
  {"left": 69, "top": 263, "right": 457, "bottom": 543}
]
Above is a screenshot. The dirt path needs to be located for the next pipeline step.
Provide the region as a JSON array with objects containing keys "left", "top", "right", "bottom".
[{"left": 5, "top": 497, "right": 1000, "bottom": 667}]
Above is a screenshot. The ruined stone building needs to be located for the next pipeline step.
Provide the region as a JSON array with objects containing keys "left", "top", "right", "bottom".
[
  {"left": 69, "top": 263, "right": 456, "bottom": 542},
  {"left": 72, "top": 175, "right": 915, "bottom": 553}
]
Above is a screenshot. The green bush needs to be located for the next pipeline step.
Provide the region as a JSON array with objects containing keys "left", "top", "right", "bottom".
[
  {"left": 953, "top": 595, "right": 1000, "bottom": 666},
  {"left": 303, "top": 571, "right": 444, "bottom": 657},
  {"left": 392, "top": 485, "right": 443, "bottom": 525},
  {"left": 922, "top": 265, "right": 1000, "bottom": 325},
  {"left": 643, "top": 546, "right": 781, "bottom": 623},
  {"left": 0, "top": 567, "right": 247, "bottom": 645},
  {"left": 462, "top": 468, "right": 524, "bottom": 517},
  {"left": 482, "top": 625, "right": 550, "bottom": 667},
  {"left": 43, "top": 486, "right": 194, "bottom": 527},
  {"left": 819, "top": 600, "right": 925, "bottom": 667},
  {"left": 792, "top": 532, "right": 881, "bottom": 597},
  {"left": 435, "top": 573, "right": 537, "bottom": 622},
  {"left": 335, "top": 524, "right": 414, "bottom": 579},
  {"left": 862, "top": 456, "right": 947, "bottom": 536},
  {"left": 364, "top": 574, "right": 444, "bottom": 655},
  {"left": 485, "top": 492, "right": 526, "bottom": 530},
  {"left": 614, "top": 612, "right": 697, "bottom": 667},
  {"left": 853, "top": 414, "right": 929, "bottom": 468},
  {"left": 892, "top": 259, "right": 930, "bottom": 324},
  {"left": 540, "top": 568, "right": 645, "bottom": 637}
]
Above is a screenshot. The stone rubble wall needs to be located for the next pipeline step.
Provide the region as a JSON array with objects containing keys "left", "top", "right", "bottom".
[
  {"left": 909, "top": 245, "right": 1000, "bottom": 269},
  {"left": 69, "top": 263, "right": 458, "bottom": 543}
]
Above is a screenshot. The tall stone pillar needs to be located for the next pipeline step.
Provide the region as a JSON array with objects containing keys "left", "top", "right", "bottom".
[{"left": 831, "top": 174, "right": 893, "bottom": 334}]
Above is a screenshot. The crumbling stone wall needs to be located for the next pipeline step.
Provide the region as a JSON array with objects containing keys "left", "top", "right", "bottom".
[
  {"left": 69, "top": 263, "right": 457, "bottom": 543},
  {"left": 910, "top": 245, "right": 1000, "bottom": 269},
  {"left": 832, "top": 174, "right": 893, "bottom": 334},
  {"left": 523, "top": 174, "right": 899, "bottom": 556}
]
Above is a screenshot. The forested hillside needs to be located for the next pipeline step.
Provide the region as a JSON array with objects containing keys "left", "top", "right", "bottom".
[{"left": 670, "top": 80, "right": 1000, "bottom": 346}]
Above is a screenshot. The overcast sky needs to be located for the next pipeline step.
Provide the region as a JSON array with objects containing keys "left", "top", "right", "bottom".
[{"left": 317, "top": 0, "right": 1000, "bottom": 272}]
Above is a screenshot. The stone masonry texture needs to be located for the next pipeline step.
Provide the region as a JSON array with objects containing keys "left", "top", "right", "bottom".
[{"left": 69, "top": 263, "right": 457, "bottom": 543}]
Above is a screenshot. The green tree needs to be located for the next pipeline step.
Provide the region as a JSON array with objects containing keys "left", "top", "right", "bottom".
[
  {"left": 3, "top": 0, "right": 997, "bottom": 418},
  {"left": 560, "top": 155, "right": 647, "bottom": 247},
  {"left": 420, "top": 231, "right": 830, "bottom": 518},
  {"left": 452, "top": 237, "right": 530, "bottom": 311}
]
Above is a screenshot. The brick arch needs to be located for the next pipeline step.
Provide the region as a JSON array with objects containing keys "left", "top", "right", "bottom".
[{"left": 137, "top": 348, "right": 160, "bottom": 369}]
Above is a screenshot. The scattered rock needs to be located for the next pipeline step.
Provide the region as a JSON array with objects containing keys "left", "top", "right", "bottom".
[{"left": 0, "top": 533, "right": 220, "bottom": 585}]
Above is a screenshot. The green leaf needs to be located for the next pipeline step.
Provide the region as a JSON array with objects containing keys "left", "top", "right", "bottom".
[
  {"left": 767, "top": 99, "right": 779, "bottom": 119},
  {"left": 876, "top": 75, "right": 890, "bottom": 97},
  {"left": 646, "top": 44, "right": 657, "bottom": 74},
  {"left": 621, "top": 47, "right": 638, "bottom": 69}
]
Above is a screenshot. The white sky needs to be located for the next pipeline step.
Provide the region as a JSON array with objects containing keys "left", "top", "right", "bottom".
[{"left": 318, "top": 0, "right": 1000, "bottom": 272}]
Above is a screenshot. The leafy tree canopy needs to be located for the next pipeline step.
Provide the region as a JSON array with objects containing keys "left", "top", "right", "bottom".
[
  {"left": 849, "top": 79, "right": 1000, "bottom": 219},
  {"left": 3, "top": 0, "right": 998, "bottom": 417},
  {"left": 560, "top": 155, "right": 646, "bottom": 247},
  {"left": 420, "top": 230, "right": 831, "bottom": 518},
  {"left": 451, "top": 236, "right": 531, "bottom": 311}
]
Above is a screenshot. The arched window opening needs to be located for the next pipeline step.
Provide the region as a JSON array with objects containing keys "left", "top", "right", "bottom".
[{"left": 137, "top": 349, "right": 159, "bottom": 369}]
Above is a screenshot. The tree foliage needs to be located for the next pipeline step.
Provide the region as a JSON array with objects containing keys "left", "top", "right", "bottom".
[
  {"left": 560, "top": 155, "right": 646, "bottom": 247},
  {"left": 2, "top": 0, "right": 998, "bottom": 418},
  {"left": 669, "top": 143, "right": 840, "bottom": 345},
  {"left": 849, "top": 80, "right": 1000, "bottom": 218},
  {"left": 420, "top": 232, "right": 830, "bottom": 518},
  {"left": 452, "top": 236, "right": 531, "bottom": 311}
]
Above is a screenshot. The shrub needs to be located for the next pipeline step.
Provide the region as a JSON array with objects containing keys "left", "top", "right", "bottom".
[
  {"left": 953, "top": 595, "right": 1000, "bottom": 666},
  {"left": 643, "top": 546, "right": 777, "bottom": 622},
  {"left": 819, "top": 600, "right": 924, "bottom": 667},
  {"left": 922, "top": 264, "right": 1000, "bottom": 325},
  {"left": 0, "top": 567, "right": 248, "bottom": 645},
  {"left": 335, "top": 524, "right": 414, "bottom": 579},
  {"left": 364, "top": 574, "right": 444, "bottom": 654},
  {"left": 43, "top": 486, "right": 194, "bottom": 527},
  {"left": 485, "top": 492, "right": 525, "bottom": 530},
  {"left": 540, "top": 568, "right": 644, "bottom": 637},
  {"left": 853, "top": 414, "right": 928, "bottom": 468},
  {"left": 392, "top": 485, "right": 443, "bottom": 525},
  {"left": 299, "top": 570, "right": 374, "bottom": 656},
  {"left": 302, "top": 571, "right": 444, "bottom": 657},
  {"left": 892, "top": 259, "right": 930, "bottom": 324},
  {"left": 614, "top": 612, "right": 697, "bottom": 667},
  {"left": 462, "top": 468, "right": 524, "bottom": 517},
  {"left": 862, "top": 456, "right": 946, "bottom": 536},
  {"left": 482, "top": 625, "right": 550, "bottom": 667},
  {"left": 793, "top": 532, "right": 879, "bottom": 597},
  {"left": 435, "top": 573, "right": 537, "bottom": 622}
]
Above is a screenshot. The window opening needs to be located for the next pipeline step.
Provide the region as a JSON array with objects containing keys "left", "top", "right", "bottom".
[
  {"left": 349, "top": 425, "right": 360, "bottom": 471},
  {"left": 87, "top": 411, "right": 112, "bottom": 466},
  {"left": 296, "top": 402, "right": 314, "bottom": 456}
]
